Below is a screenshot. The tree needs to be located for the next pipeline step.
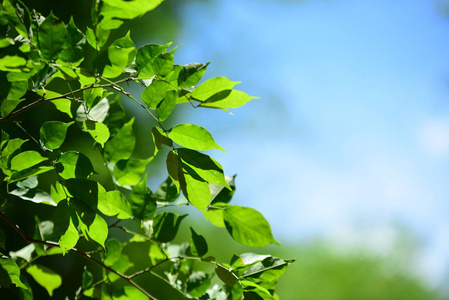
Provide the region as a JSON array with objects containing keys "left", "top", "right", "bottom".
[{"left": 0, "top": 0, "right": 293, "bottom": 299}]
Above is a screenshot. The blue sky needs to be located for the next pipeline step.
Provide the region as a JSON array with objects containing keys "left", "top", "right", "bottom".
[{"left": 162, "top": 0, "right": 449, "bottom": 285}]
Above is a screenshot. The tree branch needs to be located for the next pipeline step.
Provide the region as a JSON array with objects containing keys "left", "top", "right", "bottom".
[{"left": 0, "top": 211, "right": 159, "bottom": 300}]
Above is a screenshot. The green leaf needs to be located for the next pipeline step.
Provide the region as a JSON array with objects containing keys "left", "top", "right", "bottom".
[
  {"left": 186, "top": 271, "right": 212, "bottom": 298},
  {"left": 83, "top": 120, "right": 110, "bottom": 147},
  {"left": 10, "top": 151, "right": 48, "bottom": 171},
  {"left": 38, "top": 12, "right": 67, "bottom": 61},
  {"left": 98, "top": 0, "right": 163, "bottom": 31},
  {"left": 166, "top": 150, "right": 182, "bottom": 192},
  {"left": 200, "top": 89, "right": 257, "bottom": 110},
  {"left": 82, "top": 267, "right": 93, "bottom": 289},
  {"left": 64, "top": 179, "right": 106, "bottom": 209},
  {"left": 113, "top": 157, "right": 153, "bottom": 186},
  {"left": 135, "top": 43, "right": 171, "bottom": 78},
  {"left": 1, "top": 99, "right": 24, "bottom": 117},
  {"left": 26, "top": 264, "right": 62, "bottom": 296},
  {"left": 53, "top": 200, "right": 79, "bottom": 252},
  {"left": 215, "top": 264, "right": 238, "bottom": 287},
  {"left": 211, "top": 175, "right": 236, "bottom": 205},
  {"left": 156, "top": 90, "right": 177, "bottom": 122},
  {"left": 154, "top": 176, "right": 179, "bottom": 203},
  {"left": 74, "top": 200, "right": 108, "bottom": 248},
  {"left": 191, "top": 77, "right": 239, "bottom": 101},
  {"left": 223, "top": 206, "right": 279, "bottom": 247},
  {"left": 8, "top": 166, "right": 53, "bottom": 183},
  {"left": 141, "top": 80, "right": 170, "bottom": 110},
  {"left": 151, "top": 126, "right": 172, "bottom": 156},
  {"left": 180, "top": 165, "right": 211, "bottom": 213},
  {"left": 0, "top": 256, "right": 27, "bottom": 289},
  {"left": 241, "top": 257, "right": 293, "bottom": 291},
  {"left": 129, "top": 174, "right": 156, "bottom": 220},
  {"left": 98, "top": 190, "right": 132, "bottom": 219},
  {"left": 152, "top": 212, "right": 186, "bottom": 243},
  {"left": 50, "top": 182, "right": 67, "bottom": 204},
  {"left": 178, "top": 62, "right": 210, "bottom": 88},
  {"left": 178, "top": 148, "right": 230, "bottom": 188},
  {"left": 152, "top": 47, "right": 176, "bottom": 76},
  {"left": 56, "top": 151, "right": 95, "bottom": 179},
  {"left": 168, "top": 124, "right": 225, "bottom": 151},
  {"left": 40, "top": 121, "right": 73, "bottom": 150},
  {"left": 51, "top": 99, "right": 72, "bottom": 118},
  {"left": 83, "top": 87, "right": 104, "bottom": 108},
  {"left": 102, "top": 32, "right": 136, "bottom": 78},
  {"left": 58, "top": 17, "right": 85, "bottom": 63},
  {"left": 104, "top": 118, "right": 135, "bottom": 163},
  {"left": 189, "top": 227, "right": 208, "bottom": 257},
  {"left": 76, "top": 98, "right": 110, "bottom": 123}
]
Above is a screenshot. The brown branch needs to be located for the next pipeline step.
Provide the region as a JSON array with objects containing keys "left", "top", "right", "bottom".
[
  {"left": 0, "top": 211, "right": 158, "bottom": 300},
  {"left": 0, "top": 77, "right": 135, "bottom": 123}
]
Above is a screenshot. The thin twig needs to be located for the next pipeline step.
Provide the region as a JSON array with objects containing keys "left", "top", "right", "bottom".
[
  {"left": 0, "top": 78, "right": 134, "bottom": 123},
  {"left": 0, "top": 211, "right": 158, "bottom": 300}
]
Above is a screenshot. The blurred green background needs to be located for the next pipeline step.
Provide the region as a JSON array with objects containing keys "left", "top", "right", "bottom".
[{"left": 2, "top": 0, "right": 448, "bottom": 299}]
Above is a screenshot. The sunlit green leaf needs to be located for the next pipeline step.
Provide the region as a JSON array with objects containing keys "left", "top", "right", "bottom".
[
  {"left": 191, "top": 77, "right": 239, "bottom": 101},
  {"left": 211, "top": 175, "right": 236, "bottom": 205},
  {"left": 104, "top": 118, "right": 135, "bottom": 163},
  {"left": 141, "top": 80, "right": 170, "bottom": 110},
  {"left": 152, "top": 212, "right": 186, "bottom": 243},
  {"left": 113, "top": 157, "right": 153, "bottom": 186},
  {"left": 223, "top": 206, "right": 280, "bottom": 247},
  {"left": 241, "top": 257, "right": 293, "bottom": 291},
  {"left": 74, "top": 201, "right": 108, "bottom": 248},
  {"left": 57, "top": 151, "right": 95, "bottom": 179},
  {"left": 180, "top": 165, "right": 211, "bottom": 213},
  {"left": 50, "top": 182, "right": 67, "bottom": 204},
  {"left": 83, "top": 120, "right": 110, "bottom": 147},
  {"left": 10, "top": 151, "right": 47, "bottom": 171},
  {"left": 64, "top": 178, "right": 106, "bottom": 209},
  {"left": 51, "top": 99, "right": 72, "bottom": 118},
  {"left": 53, "top": 200, "right": 79, "bottom": 252},
  {"left": 135, "top": 43, "right": 171, "bottom": 78},
  {"left": 40, "top": 121, "right": 73, "bottom": 150},
  {"left": 129, "top": 174, "right": 156, "bottom": 220},
  {"left": 1, "top": 99, "right": 24, "bottom": 117},
  {"left": 98, "top": 0, "right": 163, "bottom": 30},
  {"left": 152, "top": 47, "right": 176, "bottom": 76},
  {"left": 101, "top": 32, "right": 136, "bottom": 78},
  {"left": 157, "top": 90, "right": 177, "bottom": 121},
  {"left": 38, "top": 12, "right": 67, "bottom": 61},
  {"left": 98, "top": 190, "right": 132, "bottom": 219},
  {"left": 83, "top": 87, "right": 104, "bottom": 108},
  {"left": 241, "top": 280, "right": 275, "bottom": 300},
  {"left": 168, "top": 124, "right": 224, "bottom": 151},
  {"left": 0, "top": 256, "right": 27, "bottom": 289},
  {"left": 178, "top": 62, "right": 209, "bottom": 88},
  {"left": 200, "top": 89, "right": 257, "bottom": 110},
  {"left": 26, "top": 264, "right": 62, "bottom": 296},
  {"left": 178, "top": 148, "right": 230, "bottom": 188}
]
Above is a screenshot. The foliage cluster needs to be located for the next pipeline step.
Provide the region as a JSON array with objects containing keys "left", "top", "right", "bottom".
[{"left": 0, "top": 0, "right": 292, "bottom": 299}]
